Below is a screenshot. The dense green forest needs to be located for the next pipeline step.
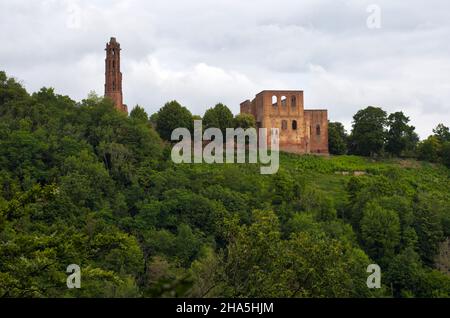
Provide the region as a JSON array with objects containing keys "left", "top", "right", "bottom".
[{"left": 0, "top": 71, "right": 449, "bottom": 298}]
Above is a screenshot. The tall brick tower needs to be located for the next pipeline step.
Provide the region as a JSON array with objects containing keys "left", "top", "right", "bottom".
[{"left": 105, "top": 37, "right": 127, "bottom": 113}]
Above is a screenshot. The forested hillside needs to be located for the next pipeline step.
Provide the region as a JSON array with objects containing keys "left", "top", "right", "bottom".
[{"left": 0, "top": 71, "right": 449, "bottom": 298}]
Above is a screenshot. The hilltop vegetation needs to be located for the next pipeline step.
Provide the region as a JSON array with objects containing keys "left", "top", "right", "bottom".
[{"left": 0, "top": 71, "right": 449, "bottom": 297}]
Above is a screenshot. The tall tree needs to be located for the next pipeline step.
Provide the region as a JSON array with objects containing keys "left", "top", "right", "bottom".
[
  {"left": 0, "top": 70, "right": 29, "bottom": 106},
  {"left": 413, "top": 192, "right": 445, "bottom": 266},
  {"left": 130, "top": 105, "right": 149, "bottom": 123},
  {"left": 349, "top": 106, "right": 387, "bottom": 157},
  {"left": 155, "top": 100, "right": 193, "bottom": 141},
  {"left": 203, "top": 103, "right": 234, "bottom": 135},
  {"left": 360, "top": 202, "right": 401, "bottom": 262},
  {"left": 386, "top": 111, "right": 418, "bottom": 157},
  {"left": 328, "top": 121, "right": 348, "bottom": 155},
  {"left": 432, "top": 123, "right": 450, "bottom": 143}
]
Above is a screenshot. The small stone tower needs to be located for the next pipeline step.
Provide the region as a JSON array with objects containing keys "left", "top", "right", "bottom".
[{"left": 104, "top": 37, "right": 127, "bottom": 113}]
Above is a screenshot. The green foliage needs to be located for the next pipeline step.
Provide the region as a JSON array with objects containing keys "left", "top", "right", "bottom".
[
  {"left": 417, "top": 136, "right": 441, "bottom": 163},
  {"left": 417, "top": 124, "right": 450, "bottom": 167},
  {"left": 202, "top": 103, "right": 234, "bottom": 134},
  {"left": 0, "top": 71, "right": 28, "bottom": 106},
  {"left": 328, "top": 121, "right": 348, "bottom": 155},
  {"left": 441, "top": 142, "right": 450, "bottom": 168},
  {"left": 386, "top": 248, "right": 450, "bottom": 297},
  {"left": 413, "top": 192, "right": 445, "bottom": 265},
  {"left": 0, "top": 71, "right": 449, "bottom": 298},
  {"left": 234, "top": 113, "right": 256, "bottom": 129},
  {"left": 386, "top": 112, "right": 419, "bottom": 157},
  {"left": 360, "top": 202, "right": 401, "bottom": 262},
  {"left": 130, "top": 105, "right": 149, "bottom": 123},
  {"left": 349, "top": 106, "right": 387, "bottom": 157},
  {"left": 433, "top": 123, "right": 450, "bottom": 143},
  {"left": 155, "top": 100, "right": 192, "bottom": 141},
  {"left": 222, "top": 210, "right": 376, "bottom": 297},
  {"left": 149, "top": 112, "right": 158, "bottom": 127}
]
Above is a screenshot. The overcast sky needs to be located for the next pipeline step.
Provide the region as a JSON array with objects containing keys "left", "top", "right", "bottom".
[{"left": 1, "top": 0, "right": 450, "bottom": 138}]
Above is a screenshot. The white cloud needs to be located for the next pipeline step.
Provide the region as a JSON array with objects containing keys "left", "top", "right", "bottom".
[
  {"left": 126, "top": 56, "right": 277, "bottom": 115},
  {"left": 1, "top": 0, "right": 449, "bottom": 138}
]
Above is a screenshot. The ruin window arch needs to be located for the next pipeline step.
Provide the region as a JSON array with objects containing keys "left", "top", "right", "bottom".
[
  {"left": 281, "top": 96, "right": 287, "bottom": 107},
  {"left": 113, "top": 81, "right": 116, "bottom": 90},
  {"left": 316, "top": 124, "right": 321, "bottom": 135},
  {"left": 272, "top": 95, "right": 278, "bottom": 107},
  {"left": 281, "top": 120, "right": 288, "bottom": 130},
  {"left": 291, "top": 95, "right": 297, "bottom": 108},
  {"left": 292, "top": 120, "right": 298, "bottom": 130}
]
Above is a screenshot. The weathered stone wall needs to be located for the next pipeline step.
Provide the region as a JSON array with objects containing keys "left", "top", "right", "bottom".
[
  {"left": 240, "top": 90, "right": 328, "bottom": 154},
  {"left": 305, "top": 109, "right": 329, "bottom": 154},
  {"left": 104, "top": 37, "right": 127, "bottom": 113}
]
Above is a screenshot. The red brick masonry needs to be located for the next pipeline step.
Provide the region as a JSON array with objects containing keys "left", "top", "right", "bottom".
[
  {"left": 240, "top": 90, "right": 328, "bottom": 154},
  {"left": 105, "top": 37, "right": 128, "bottom": 113}
]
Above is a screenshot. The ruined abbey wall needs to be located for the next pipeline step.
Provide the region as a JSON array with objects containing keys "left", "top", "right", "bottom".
[{"left": 240, "top": 90, "right": 328, "bottom": 154}]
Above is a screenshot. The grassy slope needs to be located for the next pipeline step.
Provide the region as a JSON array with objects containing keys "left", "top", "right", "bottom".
[{"left": 279, "top": 153, "right": 450, "bottom": 208}]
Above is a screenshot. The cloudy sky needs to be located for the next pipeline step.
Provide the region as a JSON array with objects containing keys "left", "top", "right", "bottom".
[{"left": 1, "top": 0, "right": 450, "bottom": 138}]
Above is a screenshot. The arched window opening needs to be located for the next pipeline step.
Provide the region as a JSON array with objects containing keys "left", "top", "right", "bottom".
[
  {"left": 316, "top": 124, "right": 321, "bottom": 136},
  {"left": 281, "top": 120, "right": 288, "bottom": 130},
  {"left": 272, "top": 95, "right": 278, "bottom": 107},
  {"left": 291, "top": 96, "right": 297, "bottom": 108},
  {"left": 113, "top": 81, "right": 116, "bottom": 90},
  {"left": 292, "top": 120, "right": 298, "bottom": 130},
  {"left": 281, "top": 96, "right": 287, "bottom": 107}
]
